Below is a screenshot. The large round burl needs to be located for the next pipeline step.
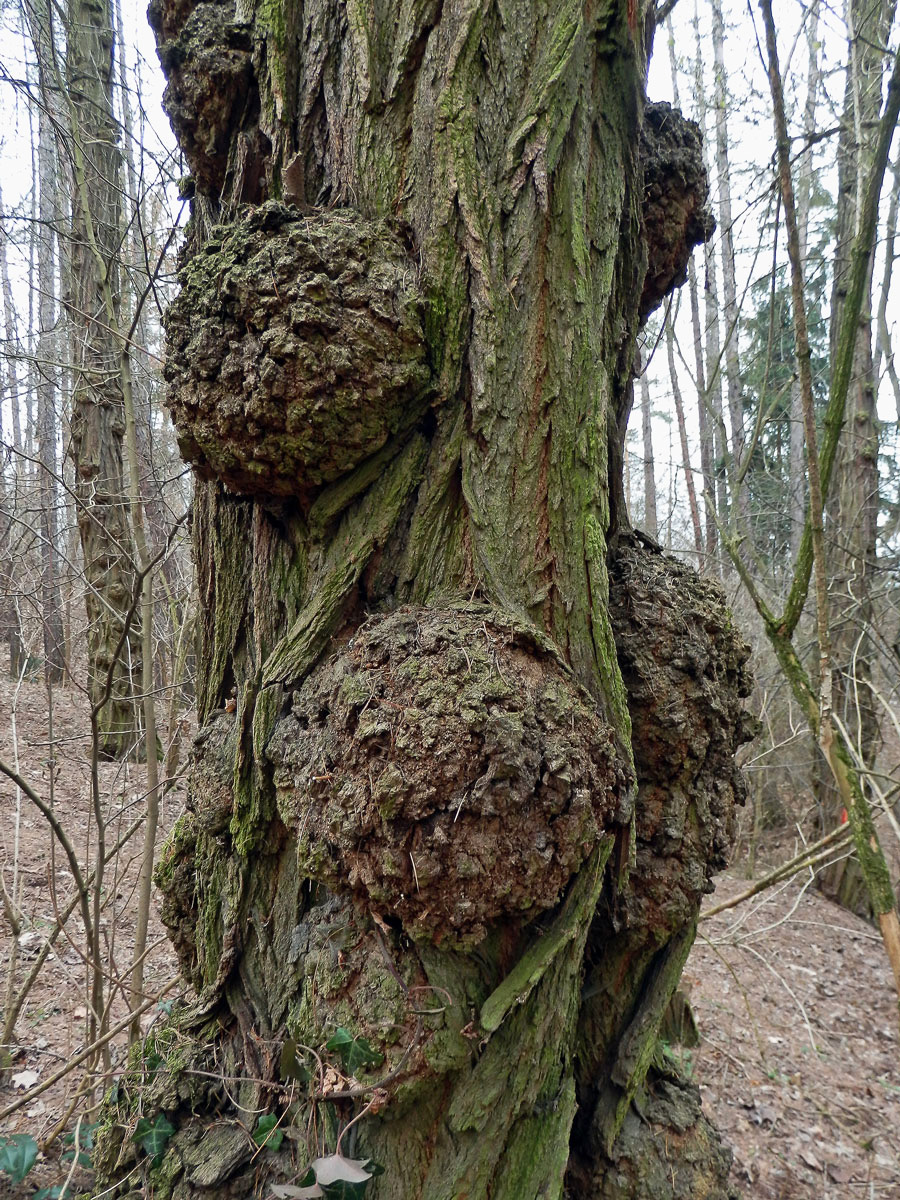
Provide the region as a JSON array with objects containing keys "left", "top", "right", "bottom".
[
  {"left": 164, "top": 203, "right": 431, "bottom": 496},
  {"left": 267, "top": 606, "right": 629, "bottom": 946}
]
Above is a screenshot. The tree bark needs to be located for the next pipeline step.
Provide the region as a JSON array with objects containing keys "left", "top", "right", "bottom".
[
  {"left": 819, "top": 0, "right": 896, "bottom": 911},
  {"left": 789, "top": 0, "right": 820, "bottom": 563},
  {"left": 63, "top": 0, "right": 142, "bottom": 756},
  {"left": 639, "top": 362, "right": 658, "bottom": 540},
  {"left": 21, "top": 0, "right": 67, "bottom": 683},
  {"left": 96, "top": 3, "right": 750, "bottom": 1197}
]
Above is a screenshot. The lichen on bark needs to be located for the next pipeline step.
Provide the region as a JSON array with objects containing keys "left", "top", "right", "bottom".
[
  {"left": 149, "top": 0, "right": 258, "bottom": 197},
  {"left": 639, "top": 102, "right": 716, "bottom": 321},
  {"left": 268, "top": 604, "right": 629, "bottom": 946}
]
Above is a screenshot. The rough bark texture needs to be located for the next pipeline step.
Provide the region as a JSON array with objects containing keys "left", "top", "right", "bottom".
[
  {"left": 639, "top": 102, "right": 714, "bottom": 322},
  {"left": 95, "top": 1, "right": 749, "bottom": 1196},
  {"left": 818, "top": 0, "right": 894, "bottom": 913},
  {"left": 66, "top": 0, "right": 141, "bottom": 756},
  {"left": 22, "top": 0, "right": 67, "bottom": 683},
  {"left": 164, "top": 205, "right": 431, "bottom": 496}
]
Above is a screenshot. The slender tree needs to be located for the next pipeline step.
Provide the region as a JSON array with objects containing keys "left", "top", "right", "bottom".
[
  {"left": 711, "top": 0, "right": 745, "bottom": 482},
  {"left": 0, "top": 185, "right": 25, "bottom": 676},
  {"left": 21, "top": 1, "right": 67, "bottom": 682},
  {"left": 748, "top": 0, "right": 900, "bottom": 996},
  {"left": 667, "top": 312, "right": 705, "bottom": 560},
  {"left": 639, "top": 358, "right": 659, "bottom": 539},
  {"left": 62, "top": 0, "right": 141, "bottom": 756},
  {"left": 790, "top": 0, "right": 821, "bottom": 561},
  {"left": 693, "top": 1, "right": 730, "bottom": 552},
  {"left": 668, "top": 13, "right": 716, "bottom": 569}
]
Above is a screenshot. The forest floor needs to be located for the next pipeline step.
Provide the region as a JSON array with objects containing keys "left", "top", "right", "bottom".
[
  {"left": 687, "top": 866, "right": 900, "bottom": 1199},
  {"left": 0, "top": 673, "right": 899, "bottom": 1198}
]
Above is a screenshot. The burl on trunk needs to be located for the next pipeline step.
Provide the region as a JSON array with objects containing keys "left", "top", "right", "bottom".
[{"left": 96, "top": 2, "right": 752, "bottom": 1197}]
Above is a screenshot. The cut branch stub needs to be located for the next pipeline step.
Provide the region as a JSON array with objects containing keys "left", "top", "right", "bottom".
[
  {"left": 639, "top": 102, "right": 715, "bottom": 322},
  {"left": 268, "top": 605, "right": 630, "bottom": 948},
  {"left": 164, "top": 203, "right": 431, "bottom": 497}
]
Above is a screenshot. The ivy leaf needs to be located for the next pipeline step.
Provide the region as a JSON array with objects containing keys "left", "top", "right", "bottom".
[
  {"left": 280, "top": 1038, "right": 311, "bottom": 1083},
  {"left": 270, "top": 1167, "right": 322, "bottom": 1197},
  {"left": 132, "top": 1114, "right": 176, "bottom": 1166},
  {"left": 34, "top": 1189, "right": 63, "bottom": 1200},
  {"left": 143, "top": 1050, "right": 164, "bottom": 1076},
  {"left": 313, "top": 1153, "right": 379, "bottom": 1195},
  {"left": 61, "top": 1148, "right": 93, "bottom": 1168},
  {"left": 324, "top": 1028, "right": 383, "bottom": 1075},
  {"left": 0, "top": 1134, "right": 39, "bottom": 1183},
  {"left": 63, "top": 1122, "right": 96, "bottom": 1151},
  {"left": 319, "top": 1182, "right": 370, "bottom": 1199},
  {"left": 253, "top": 1114, "right": 284, "bottom": 1152}
]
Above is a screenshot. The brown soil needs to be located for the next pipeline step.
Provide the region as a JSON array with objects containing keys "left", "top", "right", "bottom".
[
  {"left": 685, "top": 870, "right": 900, "bottom": 1198},
  {"left": 1, "top": 672, "right": 898, "bottom": 1198}
]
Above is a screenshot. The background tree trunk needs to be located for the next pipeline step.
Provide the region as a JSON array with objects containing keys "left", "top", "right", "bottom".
[
  {"left": 692, "top": 9, "right": 729, "bottom": 554},
  {"left": 789, "top": 0, "right": 820, "bottom": 564},
  {"left": 819, "top": 0, "right": 896, "bottom": 911},
  {"left": 64, "top": 0, "right": 141, "bottom": 757},
  {"left": 639, "top": 361, "right": 658, "bottom": 539},
  {"left": 667, "top": 13, "right": 716, "bottom": 572},
  {"left": 0, "top": 181, "right": 25, "bottom": 678},
  {"left": 710, "top": 0, "right": 745, "bottom": 492},
  {"left": 96, "top": 3, "right": 751, "bottom": 1196},
  {"left": 22, "top": 0, "right": 67, "bottom": 684}
]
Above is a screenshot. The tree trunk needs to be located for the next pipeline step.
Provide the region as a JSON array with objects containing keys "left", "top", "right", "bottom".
[
  {"left": 21, "top": 0, "right": 67, "bottom": 683},
  {"left": 819, "top": 0, "right": 895, "bottom": 912},
  {"left": 0, "top": 181, "right": 25, "bottom": 678},
  {"left": 667, "top": 314, "right": 704, "bottom": 562},
  {"left": 692, "top": 9, "right": 729, "bottom": 555},
  {"left": 96, "top": 4, "right": 750, "bottom": 1197},
  {"left": 63, "top": 0, "right": 141, "bottom": 756},
  {"left": 873, "top": 148, "right": 900, "bottom": 423},
  {"left": 710, "top": 0, "right": 744, "bottom": 483},
  {"left": 667, "top": 14, "right": 715, "bottom": 572},
  {"left": 788, "top": 0, "right": 820, "bottom": 564},
  {"left": 638, "top": 362, "right": 658, "bottom": 540}
]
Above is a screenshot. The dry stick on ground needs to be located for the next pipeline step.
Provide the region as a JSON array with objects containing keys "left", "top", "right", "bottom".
[
  {"left": 754, "top": 0, "right": 900, "bottom": 1010},
  {"left": 56, "top": 1110, "right": 85, "bottom": 1199}
]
